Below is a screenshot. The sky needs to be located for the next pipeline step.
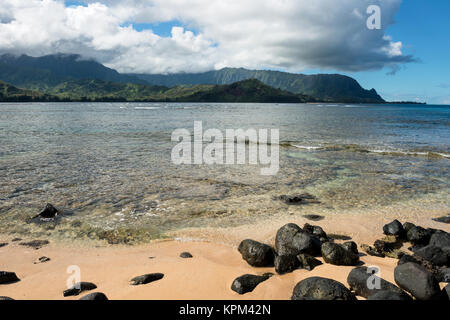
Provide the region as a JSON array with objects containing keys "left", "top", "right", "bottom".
[{"left": 0, "top": 0, "right": 449, "bottom": 104}]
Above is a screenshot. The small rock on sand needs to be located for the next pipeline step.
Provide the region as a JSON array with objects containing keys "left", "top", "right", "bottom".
[
  {"left": 0, "top": 243, "right": 8, "bottom": 248},
  {"left": 79, "top": 292, "right": 108, "bottom": 300},
  {"left": 231, "top": 274, "right": 270, "bottom": 294},
  {"left": 130, "top": 273, "right": 164, "bottom": 285},
  {"left": 0, "top": 296, "right": 14, "bottom": 300},
  {"left": 34, "top": 256, "right": 51, "bottom": 264},
  {"left": 432, "top": 216, "right": 450, "bottom": 224},
  {"left": 0, "top": 271, "right": 20, "bottom": 284},
  {"left": 180, "top": 252, "right": 193, "bottom": 258}
]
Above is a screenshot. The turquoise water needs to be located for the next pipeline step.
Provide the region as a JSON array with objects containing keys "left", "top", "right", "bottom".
[{"left": 0, "top": 102, "right": 448, "bottom": 243}]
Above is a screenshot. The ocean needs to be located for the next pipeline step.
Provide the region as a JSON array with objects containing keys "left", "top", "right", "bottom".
[{"left": 0, "top": 102, "right": 448, "bottom": 243}]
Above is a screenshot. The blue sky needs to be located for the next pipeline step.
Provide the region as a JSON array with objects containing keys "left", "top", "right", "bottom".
[{"left": 2, "top": 0, "right": 449, "bottom": 104}]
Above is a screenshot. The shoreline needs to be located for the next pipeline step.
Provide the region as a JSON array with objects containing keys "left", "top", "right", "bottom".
[{"left": 1, "top": 210, "right": 448, "bottom": 300}]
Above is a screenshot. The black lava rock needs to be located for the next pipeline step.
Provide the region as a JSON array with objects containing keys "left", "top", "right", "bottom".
[
  {"left": 79, "top": 292, "right": 108, "bottom": 300},
  {"left": 231, "top": 274, "right": 270, "bottom": 294},
  {"left": 0, "top": 271, "right": 20, "bottom": 284},
  {"left": 291, "top": 277, "right": 356, "bottom": 300},
  {"left": 0, "top": 243, "right": 8, "bottom": 248},
  {"left": 394, "top": 262, "right": 442, "bottom": 300},
  {"left": 275, "top": 223, "right": 302, "bottom": 256},
  {"left": 130, "top": 273, "right": 164, "bottom": 285},
  {"left": 407, "top": 226, "right": 431, "bottom": 245},
  {"left": 414, "top": 245, "right": 448, "bottom": 267},
  {"left": 34, "top": 256, "right": 51, "bottom": 264},
  {"left": 342, "top": 241, "right": 358, "bottom": 255},
  {"left": 36, "top": 203, "right": 59, "bottom": 219},
  {"left": 397, "top": 254, "right": 421, "bottom": 266},
  {"left": 321, "top": 242, "right": 359, "bottom": 266},
  {"left": 279, "top": 193, "right": 318, "bottom": 205},
  {"left": 303, "top": 223, "right": 328, "bottom": 240},
  {"left": 432, "top": 216, "right": 450, "bottom": 224},
  {"left": 443, "top": 284, "right": 449, "bottom": 300},
  {"left": 238, "top": 239, "right": 275, "bottom": 267},
  {"left": 0, "top": 296, "right": 14, "bottom": 300},
  {"left": 63, "top": 282, "right": 97, "bottom": 297},
  {"left": 347, "top": 266, "right": 408, "bottom": 299},
  {"left": 383, "top": 219, "right": 405, "bottom": 238},
  {"left": 297, "top": 254, "right": 323, "bottom": 271},
  {"left": 367, "top": 290, "right": 412, "bottom": 300},
  {"left": 180, "top": 252, "right": 193, "bottom": 258},
  {"left": 429, "top": 231, "right": 450, "bottom": 251},
  {"left": 274, "top": 255, "right": 300, "bottom": 275},
  {"left": 303, "top": 214, "right": 324, "bottom": 221}
]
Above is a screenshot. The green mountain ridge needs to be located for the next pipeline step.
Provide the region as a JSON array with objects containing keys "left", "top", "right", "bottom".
[
  {"left": 0, "top": 53, "right": 385, "bottom": 103},
  {"left": 0, "top": 81, "right": 57, "bottom": 102}
]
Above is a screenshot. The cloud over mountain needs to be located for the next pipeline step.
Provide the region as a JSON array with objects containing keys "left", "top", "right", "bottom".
[{"left": 0, "top": 0, "right": 414, "bottom": 74}]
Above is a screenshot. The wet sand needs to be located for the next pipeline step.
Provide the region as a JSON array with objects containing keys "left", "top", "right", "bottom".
[{"left": 1, "top": 210, "right": 449, "bottom": 300}]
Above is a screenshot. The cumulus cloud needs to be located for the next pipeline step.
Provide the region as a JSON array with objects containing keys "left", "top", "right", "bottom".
[{"left": 0, "top": 0, "right": 414, "bottom": 74}]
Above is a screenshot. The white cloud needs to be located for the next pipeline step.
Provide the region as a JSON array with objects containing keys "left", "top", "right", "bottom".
[{"left": 0, "top": 0, "right": 414, "bottom": 74}]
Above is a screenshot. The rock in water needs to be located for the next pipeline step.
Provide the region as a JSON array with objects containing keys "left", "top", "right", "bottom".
[
  {"left": 274, "top": 255, "right": 300, "bottom": 275},
  {"left": 180, "top": 252, "right": 193, "bottom": 258},
  {"left": 19, "top": 240, "right": 49, "bottom": 250},
  {"left": 414, "top": 245, "right": 448, "bottom": 267},
  {"left": 321, "top": 242, "right": 359, "bottom": 266},
  {"left": 279, "top": 193, "right": 318, "bottom": 205},
  {"left": 367, "top": 290, "right": 412, "bottom": 301},
  {"left": 231, "top": 274, "right": 270, "bottom": 294},
  {"left": 291, "top": 277, "right": 356, "bottom": 300},
  {"left": 130, "top": 273, "right": 164, "bottom": 285},
  {"left": 79, "top": 292, "right": 108, "bottom": 300},
  {"left": 0, "top": 271, "right": 20, "bottom": 284},
  {"left": 238, "top": 239, "right": 275, "bottom": 267},
  {"left": 383, "top": 219, "right": 405, "bottom": 238},
  {"left": 63, "top": 282, "right": 97, "bottom": 297},
  {"left": 407, "top": 226, "right": 431, "bottom": 245},
  {"left": 297, "top": 254, "right": 323, "bottom": 271},
  {"left": 347, "top": 266, "right": 408, "bottom": 299},
  {"left": 36, "top": 203, "right": 59, "bottom": 219},
  {"left": 394, "top": 262, "right": 442, "bottom": 300}
]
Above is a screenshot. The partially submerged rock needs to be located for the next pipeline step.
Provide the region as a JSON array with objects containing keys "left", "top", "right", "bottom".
[
  {"left": 347, "top": 266, "right": 408, "bottom": 299},
  {"left": 291, "top": 277, "right": 356, "bottom": 300},
  {"left": 321, "top": 242, "right": 359, "bottom": 266},
  {"left": 0, "top": 271, "right": 20, "bottom": 284},
  {"left": 231, "top": 274, "right": 270, "bottom": 294},
  {"left": 64, "top": 282, "right": 97, "bottom": 297},
  {"left": 130, "top": 273, "right": 164, "bottom": 285},
  {"left": 238, "top": 239, "right": 275, "bottom": 267},
  {"left": 19, "top": 240, "right": 49, "bottom": 250},
  {"left": 274, "top": 255, "right": 300, "bottom": 275},
  {"left": 79, "top": 292, "right": 108, "bottom": 300},
  {"left": 297, "top": 254, "right": 323, "bottom": 271},
  {"left": 32, "top": 203, "right": 60, "bottom": 220},
  {"left": 278, "top": 193, "right": 319, "bottom": 205},
  {"left": 394, "top": 262, "right": 442, "bottom": 300}
]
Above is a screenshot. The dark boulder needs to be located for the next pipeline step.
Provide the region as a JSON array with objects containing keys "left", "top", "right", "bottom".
[
  {"left": 342, "top": 241, "right": 358, "bottom": 255},
  {"left": 231, "top": 274, "right": 270, "bottom": 294},
  {"left": 0, "top": 243, "right": 8, "bottom": 248},
  {"left": 438, "top": 267, "right": 450, "bottom": 283},
  {"left": 0, "top": 271, "right": 20, "bottom": 284},
  {"left": 63, "top": 282, "right": 97, "bottom": 297},
  {"left": 79, "top": 292, "right": 108, "bottom": 300},
  {"left": 238, "top": 239, "right": 275, "bottom": 267},
  {"left": 274, "top": 255, "right": 300, "bottom": 275},
  {"left": 403, "top": 222, "right": 416, "bottom": 233},
  {"left": 383, "top": 219, "right": 405, "bottom": 238},
  {"left": 303, "top": 223, "right": 328, "bottom": 240},
  {"left": 429, "top": 231, "right": 450, "bottom": 251},
  {"left": 275, "top": 224, "right": 321, "bottom": 256},
  {"left": 297, "top": 254, "right": 323, "bottom": 271},
  {"left": 367, "top": 290, "right": 412, "bottom": 300},
  {"left": 130, "top": 273, "right": 164, "bottom": 285},
  {"left": 321, "top": 242, "right": 359, "bottom": 266},
  {"left": 180, "top": 252, "right": 193, "bottom": 258},
  {"left": 347, "top": 266, "right": 408, "bottom": 299},
  {"left": 291, "top": 277, "right": 356, "bottom": 300},
  {"left": 0, "top": 296, "right": 14, "bottom": 300},
  {"left": 407, "top": 226, "right": 431, "bottom": 245},
  {"left": 279, "top": 193, "right": 318, "bottom": 205},
  {"left": 414, "top": 245, "right": 448, "bottom": 267},
  {"left": 34, "top": 256, "right": 51, "bottom": 264},
  {"left": 292, "top": 232, "right": 322, "bottom": 256},
  {"left": 398, "top": 254, "right": 421, "bottom": 266},
  {"left": 394, "top": 262, "right": 442, "bottom": 300}
]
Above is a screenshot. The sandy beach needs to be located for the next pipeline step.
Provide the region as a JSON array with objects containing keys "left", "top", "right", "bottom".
[{"left": 1, "top": 210, "right": 448, "bottom": 300}]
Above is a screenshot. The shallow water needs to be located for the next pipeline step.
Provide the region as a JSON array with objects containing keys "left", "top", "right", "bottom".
[{"left": 0, "top": 102, "right": 449, "bottom": 243}]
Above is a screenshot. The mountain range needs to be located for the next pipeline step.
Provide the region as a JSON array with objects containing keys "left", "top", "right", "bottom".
[{"left": 0, "top": 53, "right": 385, "bottom": 103}]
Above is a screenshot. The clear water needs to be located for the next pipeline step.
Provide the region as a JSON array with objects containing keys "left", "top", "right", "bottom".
[{"left": 0, "top": 102, "right": 449, "bottom": 243}]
